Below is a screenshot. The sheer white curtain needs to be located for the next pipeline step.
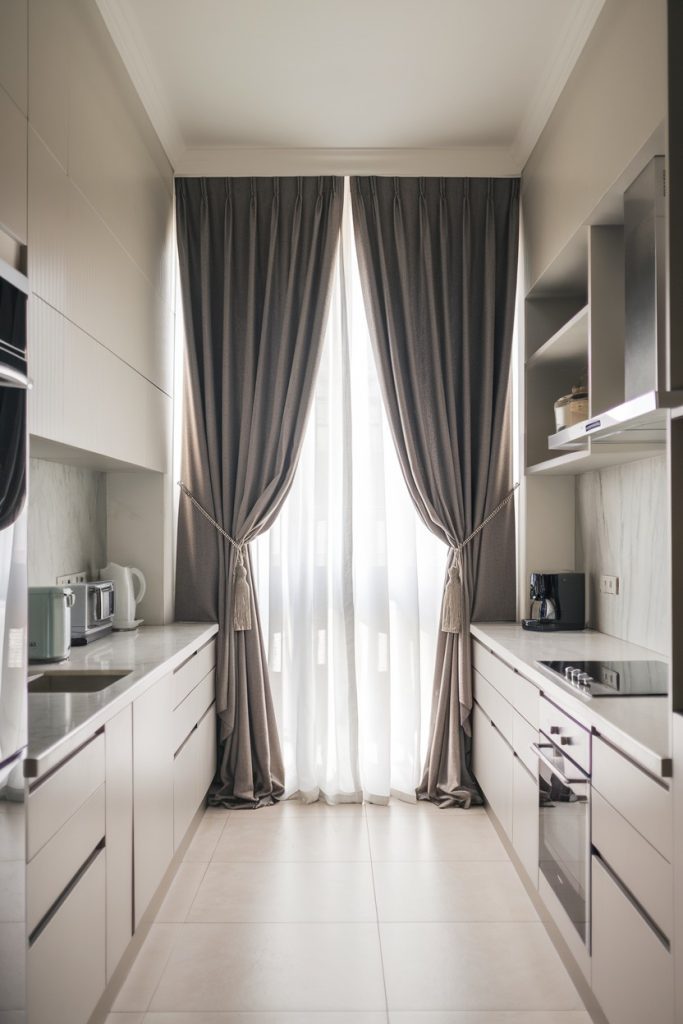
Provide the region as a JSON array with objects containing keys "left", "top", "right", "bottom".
[{"left": 253, "top": 188, "right": 446, "bottom": 803}]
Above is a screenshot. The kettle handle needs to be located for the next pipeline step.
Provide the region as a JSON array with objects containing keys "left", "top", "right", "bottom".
[{"left": 130, "top": 567, "right": 146, "bottom": 605}]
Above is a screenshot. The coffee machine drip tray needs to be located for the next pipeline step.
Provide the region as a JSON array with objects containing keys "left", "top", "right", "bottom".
[{"left": 539, "top": 660, "right": 668, "bottom": 698}]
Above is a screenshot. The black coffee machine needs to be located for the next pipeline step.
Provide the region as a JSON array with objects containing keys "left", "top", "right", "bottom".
[{"left": 522, "top": 571, "right": 585, "bottom": 631}]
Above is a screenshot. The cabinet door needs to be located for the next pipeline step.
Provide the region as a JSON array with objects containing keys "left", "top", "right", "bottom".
[
  {"left": 592, "top": 855, "right": 673, "bottom": 1024},
  {"left": 105, "top": 704, "right": 133, "bottom": 978},
  {"left": 133, "top": 675, "right": 173, "bottom": 928},
  {"left": 512, "top": 754, "right": 538, "bottom": 886},
  {"left": 472, "top": 702, "right": 513, "bottom": 838},
  {"left": 27, "top": 848, "right": 105, "bottom": 1024},
  {"left": 173, "top": 703, "right": 216, "bottom": 850}
]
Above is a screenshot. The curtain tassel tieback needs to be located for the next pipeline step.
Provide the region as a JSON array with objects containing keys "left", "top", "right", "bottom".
[
  {"left": 442, "top": 482, "right": 520, "bottom": 635},
  {"left": 178, "top": 481, "right": 252, "bottom": 631},
  {"left": 232, "top": 548, "right": 251, "bottom": 631},
  {"left": 442, "top": 548, "right": 463, "bottom": 634}
]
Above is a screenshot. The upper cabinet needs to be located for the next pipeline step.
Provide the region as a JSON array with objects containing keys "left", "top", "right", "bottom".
[
  {"left": 524, "top": 148, "right": 681, "bottom": 478},
  {"left": 0, "top": 0, "right": 28, "bottom": 246}
]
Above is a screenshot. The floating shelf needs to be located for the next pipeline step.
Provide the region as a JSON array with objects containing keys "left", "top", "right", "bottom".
[
  {"left": 526, "top": 442, "right": 664, "bottom": 476},
  {"left": 526, "top": 305, "right": 589, "bottom": 369}
]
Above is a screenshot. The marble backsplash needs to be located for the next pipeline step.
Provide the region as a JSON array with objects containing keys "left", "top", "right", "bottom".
[
  {"left": 575, "top": 455, "right": 669, "bottom": 655},
  {"left": 28, "top": 458, "right": 107, "bottom": 586}
]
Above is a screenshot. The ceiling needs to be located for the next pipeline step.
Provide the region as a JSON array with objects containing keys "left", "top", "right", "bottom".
[{"left": 97, "top": 0, "right": 605, "bottom": 176}]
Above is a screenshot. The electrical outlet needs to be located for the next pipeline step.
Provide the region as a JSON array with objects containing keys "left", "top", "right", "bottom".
[
  {"left": 600, "top": 574, "right": 619, "bottom": 596},
  {"left": 56, "top": 571, "right": 87, "bottom": 586}
]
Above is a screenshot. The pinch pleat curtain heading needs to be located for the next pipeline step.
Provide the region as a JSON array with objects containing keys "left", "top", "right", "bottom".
[
  {"left": 175, "top": 176, "right": 343, "bottom": 807},
  {"left": 351, "top": 176, "right": 519, "bottom": 807}
]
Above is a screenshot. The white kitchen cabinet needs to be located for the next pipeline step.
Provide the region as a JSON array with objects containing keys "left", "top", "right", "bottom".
[
  {"left": 592, "top": 854, "right": 673, "bottom": 1024},
  {"left": 27, "top": 848, "right": 106, "bottom": 1024},
  {"left": 472, "top": 701, "right": 513, "bottom": 838},
  {"left": 27, "top": 731, "right": 105, "bottom": 860},
  {"left": 133, "top": 674, "right": 174, "bottom": 928},
  {"left": 0, "top": 0, "right": 27, "bottom": 115},
  {"left": 0, "top": 85, "right": 27, "bottom": 244},
  {"left": 593, "top": 734, "right": 672, "bottom": 860},
  {"left": 105, "top": 704, "right": 133, "bottom": 980},
  {"left": 512, "top": 754, "right": 538, "bottom": 886},
  {"left": 173, "top": 703, "right": 216, "bottom": 849}
]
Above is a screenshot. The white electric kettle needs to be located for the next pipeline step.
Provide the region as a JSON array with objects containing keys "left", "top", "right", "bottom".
[{"left": 100, "top": 562, "right": 146, "bottom": 629}]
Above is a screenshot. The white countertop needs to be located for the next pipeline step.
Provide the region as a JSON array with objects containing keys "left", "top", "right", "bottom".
[
  {"left": 26, "top": 622, "right": 219, "bottom": 779},
  {"left": 470, "top": 623, "right": 671, "bottom": 777}
]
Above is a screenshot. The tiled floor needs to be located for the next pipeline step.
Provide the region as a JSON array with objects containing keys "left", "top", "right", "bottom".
[{"left": 107, "top": 800, "right": 591, "bottom": 1024}]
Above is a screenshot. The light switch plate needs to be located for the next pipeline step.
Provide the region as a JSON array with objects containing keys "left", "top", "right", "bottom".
[
  {"left": 56, "top": 571, "right": 87, "bottom": 586},
  {"left": 600, "top": 574, "right": 619, "bottom": 595}
]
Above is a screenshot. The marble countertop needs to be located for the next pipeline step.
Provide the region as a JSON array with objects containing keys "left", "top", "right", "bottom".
[
  {"left": 471, "top": 623, "right": 671, "bottom": 778},
  {"left": 26, "top": 622, "right": 219, "bottom": 779}
]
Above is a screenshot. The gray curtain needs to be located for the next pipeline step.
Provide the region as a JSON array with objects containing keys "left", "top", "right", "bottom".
[
  {"left": 350, "top": 176, "right": 519, "bottom": 807},
  {"left": 175, "top": 176, "right": 343, "bottom": 807}
]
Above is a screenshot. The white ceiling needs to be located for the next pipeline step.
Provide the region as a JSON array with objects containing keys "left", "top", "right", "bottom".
[{"left": 97, "top": 0, "right": 605, "bottom": 176}]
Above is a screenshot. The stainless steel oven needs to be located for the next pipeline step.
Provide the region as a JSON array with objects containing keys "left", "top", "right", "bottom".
[{"left": 532, "top": 696, "right": 591, "bottom": 954}]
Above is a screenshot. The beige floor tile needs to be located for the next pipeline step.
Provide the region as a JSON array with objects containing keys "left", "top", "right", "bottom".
[
  {"left": 105, "top": 1015, "right": 145, "bottom": 1024},
  {"left": 366, "top": 801, "right": 486, "bottom": 818},
  {"left": 187, "top": 860, "right": 376, "bottom": 922},
  {"left": 389, "top": 1014, "right": 592, "bottom": 1023},
  {"left": 212, "top": 815, "right": 371, "bottom": 862},
  {"left": 144, "top": 1014, "right": 387, "bottom": 1023},
  {"left": 113, "top": 924, "right": 179, "bottom": 1012},
  {"left": 367, "top": 813, "right": 508, "bottom": 862},
  {"left": 381, "top": 922, "right": 584, "bottom": 1011},
  {"left": 183, "top": 810, "right": 230, "bottom": 862},
  {"left": 156, "top": 862, "right": 209, "bottom": 922},
  {"left": 251, "top": 799, "right": 366, "bottom": 817},
  {"left": 373, "top": 861, "right": 538, "bottom": 922},
  {"left": 149, "top": 922, "right": 386, "bottom": 1012}
]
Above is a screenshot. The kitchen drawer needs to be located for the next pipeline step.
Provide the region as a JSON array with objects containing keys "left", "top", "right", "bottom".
[
  {"left": 511, "top": 672, "right": 539, "bottom": 729},
  {"left": 27, "top": 732, "right": 105, "bottom": 860},
  {"left": 592, "top": 854, "right": 673, "bottom": 1024},
  {"left": 27, "top": 783, "right": 105, "bottom": 935},
  {"left": 473, "top": 670, "right": 513, "bottom": 746},
  {"left": 27, "top": 848, "right": 106, "bottom": 1024},
  {"left": 512, "top": 754, "right": 538, "bottom": 886},
  {"left": 473, "top": 640, "right": 538, "bottom": 727},
  {"left": 472, "top": 701, "right": 513, "bottom": 838},
  {"left": 173, "top": 638, "right": 216, "bottom": 709},
  {"left": 512, "top": 709, "right": 537, "bottom": 778},
  {"left": 592, "top": 787, "right": 672, "bottom": 939},
  {"left": 593, "top": 734, "right": 672, "bottom": 860},
  {"left": 173, "top": 703, "right": 216, "bottom": 849},
  {"left": 173, "top": 668, "right": 215, "bottom": 753}
]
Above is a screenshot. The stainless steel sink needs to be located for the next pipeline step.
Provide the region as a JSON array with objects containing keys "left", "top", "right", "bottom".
[{"left": 28, "top": 670, "right": 130, "bottom": 694}]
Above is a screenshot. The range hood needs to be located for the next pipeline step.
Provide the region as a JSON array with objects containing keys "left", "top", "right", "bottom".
[{"left": 548, "top": 390, "right": 683, "bottom": 450}]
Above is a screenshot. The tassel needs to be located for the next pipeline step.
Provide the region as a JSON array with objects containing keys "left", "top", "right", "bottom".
[
  {"left": 233, "top": 550, "right": 252, "bottom": 631},
  {"left": 442, "top": 552, "right": 462, "bottom": 634}
]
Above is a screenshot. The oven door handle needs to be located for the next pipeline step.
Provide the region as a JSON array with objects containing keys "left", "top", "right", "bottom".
[
  {"left": 0, "top": 365, "right": 32, "bottom": 389},
  {"left": 531, "top": 742, "right": 587, "bottom": 786}
]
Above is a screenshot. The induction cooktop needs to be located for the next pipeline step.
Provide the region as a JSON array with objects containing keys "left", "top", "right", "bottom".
[{"left": 538, "top": 659, "right": 668, "bottom": 698}]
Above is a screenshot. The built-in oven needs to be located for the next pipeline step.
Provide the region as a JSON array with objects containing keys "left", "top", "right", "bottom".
[
  {"left": 532, "top": 696, "right": 591, "bottom": 961},
  {"left": 0, "top": 255, "right": 29, "bottom": 1020}
]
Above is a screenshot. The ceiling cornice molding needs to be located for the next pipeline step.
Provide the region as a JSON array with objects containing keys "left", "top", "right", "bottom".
[
  {"left": 510, "top": 0, "right": 606, "bottom": 170},
  {"left": 98, "top": 0, "right": 606, "bottom": 178},
  {"left": 174, "top": 145, "right": 521, "bottom": 178},
  {"left": 96, "top": 0, "right": 184, "bottom": 164}
]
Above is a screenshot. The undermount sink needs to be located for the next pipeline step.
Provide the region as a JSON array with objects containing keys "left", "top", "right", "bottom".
[{"left": 28, "top": 670, "right": 130, "bottom": 694}]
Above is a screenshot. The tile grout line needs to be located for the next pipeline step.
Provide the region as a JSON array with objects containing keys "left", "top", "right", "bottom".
[{"left": 364, "top": 807, "right": 391, "bottom": 1024}]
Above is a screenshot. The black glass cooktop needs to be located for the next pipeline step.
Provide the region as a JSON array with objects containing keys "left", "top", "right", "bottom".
[{"left": 539, "top": 660, "right": 668, "bottom": 698}]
